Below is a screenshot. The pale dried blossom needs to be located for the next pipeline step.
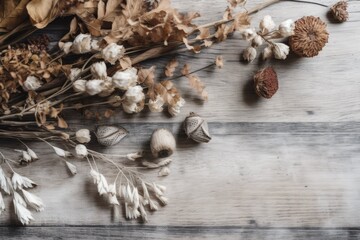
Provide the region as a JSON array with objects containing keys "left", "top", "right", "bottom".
[
  {"left": 98, "top": 78, "right": 115, "bottom": 97},
  {"left": 121, "top": 184, "right": 140, "bottom": 219},
  {"left": 20, "top": 150, "right": 32, "bottom": 163},
  {"left": 69, "top": 68, "right": 81, "bottom": 81},
  {"left": 101, "top": 43, "right": 125, "bottom": 65},
  {"left": 62, "top": 42, "right": 73, "bottom": 54},
  {"left": 168, "top": 97, "right": 185, "bottom": 116},
  {"left": 12, "top": 172, "right": 36, "bottom": 190},
  {"left": 142, "top": 158, "right": 172, "bottom": 169},
  {"left": 260, "top": 15, "right": 276, "bottom": 34},
  {"left": 108, "top": 183, "right": 119, "bottom": 205},
  {"left": 72, "top": 34, "right": 92, "bottom": 54},
  {"left": 0, "top": 192, "right": 5, "bottom": 214},
  {"left": 76, "top": 129, "right": 91, "bottom": 143},
  {"left": 65, "top": 161, "right": 77, "bottom": 175},
  {"left": 273, "top": 43, "right": 290, "bottom": 60},
  {"left": 112, "top": 68, "right": 138, "bottom": 90},
  {"left": 279, "top": 19, "right": 295, "bottom": 37},
  {"left": 90, "top": 169, "right": 109, "bottom": 196},
  {"left": 241, "top": 28, "right": 257, "bottom": 41},
  {"left": 75, "top": 144, "right": 88, "bottom": 158},
  {"left": 13, "top": 192, "right": 34, "bottom": 225},
  {"left": 52, "top": 146, "right": 72, "bottom": 158},
  {"left": 21, "top": 189, "right": 44, "bottom": 212},
  {"left": 73, "top": 80, "right": 87, "bottom": 93},
  {"left": 252, "top": 35, "right": 263, "bottom": 47},
  {"left": 148, "top": 95, "right": 165, "bottom": 113},
  {"left": 243, "top": 46, "right": 257, "bottom": 62},
  {"left": 126, "top": 152, "right": 144, "bottom": 161},
  {"left": 27, "top": 148, "right": 38, "bottom": 161},
  {"left": 122, "top": 86, "right": 145, "bottom": 114},
  {"left": 86, "top": 79, "right": 105, "bottom": 96},
  {"left": 263, "top": 46, "right": 273, "bottom": 60},
  {"left": 0, "top": 167, "right": 10, "bottom": 194},
  {"left": 158, "top": 167, "right": 170, "bottom": 177},
  {"left": 91, "top": 62, "right": 108, "bottom": 80},
  {"left": 23, "top": 76, "right": 42, "bottom": 91}
]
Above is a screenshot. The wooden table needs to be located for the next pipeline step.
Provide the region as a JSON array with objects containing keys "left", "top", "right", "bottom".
[{"left": 1, "top": 0, "right": 360, "bottom": 239}]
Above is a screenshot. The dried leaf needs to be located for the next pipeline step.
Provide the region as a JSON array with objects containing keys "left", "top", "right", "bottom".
[
  {"left": 182, "top": 64, "right": 208, "bottom": 101},
  {"left": 0, "top": 0, "right": 30, "bottom": 33},
  {"left": 164, "top": 59, "right": 178, "bottom": 77},
  {"left": 119, "top": 56, "right": 132, "bottom": 70},
  {"left": 196, "top": 27, "right": 210, "bottom": 40},
  {"left": 26, "top": 0, "right": 58, "bottom": 29},
  {"left": 137, "top": 66, "right": 155, "bottom": 87},
  {"left": 57, "top": 117, "right": 68, "bottom": 129},
  {"left": 97, "top": 0, "right": 106, "bottom": 19},
  {"left": 183, "top": 37, "right": 201, "bottom": 53}
]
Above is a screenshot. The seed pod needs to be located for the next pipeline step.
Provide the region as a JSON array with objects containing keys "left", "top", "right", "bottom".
[
  {"left": 184, "top": 112, "right": 211, "bottom": 143},
  {"left": 96, "top": 125, "right": 128, "bottom": 146},
  {"left": 150, "top": 129, "right": 176, "bottom": 158}
]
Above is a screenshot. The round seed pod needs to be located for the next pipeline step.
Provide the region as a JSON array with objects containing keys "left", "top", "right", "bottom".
[
  {"left": 150, "top": 129, "right": 176, "bottom": 158},
  {"left": 96, "top": 125, "right": 128, "bottom": 147},
  {"left": 184, "top": 112, "right": 211, "bottom": 143}
]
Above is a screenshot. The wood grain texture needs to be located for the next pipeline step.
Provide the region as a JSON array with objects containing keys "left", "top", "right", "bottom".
[{"left": 1, "top": 0, "right": 360, "bottom": 239}]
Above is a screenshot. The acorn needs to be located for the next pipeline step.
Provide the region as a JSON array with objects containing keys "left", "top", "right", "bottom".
[
  {"left": 96, "top": 125, "right": 128, "bottom": 146},
  {"left": 184, "top": 112, "right": 211, "bottom": 143},
  {"left": 150, "top": 129, "right": 176, "bottom": 158}
]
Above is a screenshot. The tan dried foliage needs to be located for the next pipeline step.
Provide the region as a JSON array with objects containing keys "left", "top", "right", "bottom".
[
  {"left": 181, "top": 64, "right": 208, "bottom": 101},
  {"left": 164, "top": 59, "right": 178, "bottom": 77}
]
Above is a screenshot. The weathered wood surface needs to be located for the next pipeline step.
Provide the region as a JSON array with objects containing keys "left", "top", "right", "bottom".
[{"left": 1, "top": 0, "right": 360, "bottom": 239}]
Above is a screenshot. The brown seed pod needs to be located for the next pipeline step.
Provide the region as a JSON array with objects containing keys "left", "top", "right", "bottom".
[
  {"left": 184, "top": 112, "right": 211, "bottom": 143},
  {"left": 253, "top": 67, "right": 278, "bottom": 99},
  {"left": 96, "top": 125, "right": 128, "bottom": 146},
  {"left": 150, "top": 129, "right": 176, "bottom": 158},
  {"left": 289, "top": 16, "right": 329, "bottom": 58},
  {"left": 330, "top": 1, "right": 349, "bottom": 23}
]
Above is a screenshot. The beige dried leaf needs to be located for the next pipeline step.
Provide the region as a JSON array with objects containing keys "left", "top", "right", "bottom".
[
  {"left": 26, "top": 0, "right": 58, "bottom": 29},
  {"left": 119, "top": 56, "right": 132, "bottom": 70},
  {"left": 137, "top": 66, "right": 155, "bottom": 87},
  {"left": 165, "top": 59, "right": 178, "bottom": 77},
  {"left": 57, "top": 117, "right": 68, "bottom": 129},
  {"left": 183, "top": 38, "right": 201, "bottom": 53},
  {"left": 0, "top": 0, "right": 30, "bottom": 33},
  {"left": 97, "top": 0, "right": 106, "bottom": 19},
  {"left": 196, "top": 27, "right": 210, "bottom": 40}
]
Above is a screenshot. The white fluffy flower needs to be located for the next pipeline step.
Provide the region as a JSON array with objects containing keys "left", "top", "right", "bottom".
[
  {"left": 72, "top": 34, "right": 92, "bottom": 54},
  {"left": 112, "top": 68, "right": 138, "bottom": 90},
  {"left": 260, "top": 15, "right": 276, "bottom": 34},
  {"left": 75, "top": 144, "right": 88, "bottom": 158},
  {"left": 91, "top": 62, "right": 107, "bottom": 80},
  {"left": 148, "top": 95, "right": 164, "bottom": 113},
  {"left": 263, "top": 45, "right": 273, "bottom": 60},
  {"left": 12, "top": 172, "right": 36, "bottom": 190},
  {"left": 124, "top": 86, "right": 145, "bottom": 103},
  {"left": 69, "top": 68, "right": 81, "bottom": 81},
  {"left": 86, "top": 79, "right": 105, "bottom": 96},
  {"left": 243, "top": 46, "right": 257, "bottom": 62},
  {"left": 21, "top": 189, "right": 44, "bottom": 212},
  {"left": 98, "top": 78, "right": 115, "bottom": 97},
  {"left": 62, "top": 42, "right": 73, "bottom": 54},
  {"left": 13, "top": 192, "right": 34, "bottom": 225},
  {"left": 252, "top": 35, "right": 263, "bottom": 47},
  {"left": 241, "top": 28, "right": 257, "bottom": 41},
  {"left": 73, "top": 80, "right": 87, "bottom": 93},
  {"left": 23, "top": 76, "right": 42, "bottom": 91},
  {"left": 101, "top": 43, "right": 125, "bottom": 65},
  {"left": 76, "top": 129, "right": 91, "bottom": 143},
  {"left": 91, "top": 39, "right": 100, "bottom": 51},
  {"left": 168, "top": 97, "right": 185, "bottom": 116},
  {"left": 279, "top": 19, "right": 295, "bottom": 37},
  {"left": 122, "top": 102, "right": 144, "bottom": 114},
  {"left": 273, "top": 43, "right": 290, "bottom": 60}
]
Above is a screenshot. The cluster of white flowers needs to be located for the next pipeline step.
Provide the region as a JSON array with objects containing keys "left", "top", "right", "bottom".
[
  {"left": 23, "top": 76, "right": 42, "bottom": 91},
  {"left": 241, "top": 15, "right": 295, "bottom": 62},
  {"left": 122, "top": 85, "right": 145, "bottom": 114}
]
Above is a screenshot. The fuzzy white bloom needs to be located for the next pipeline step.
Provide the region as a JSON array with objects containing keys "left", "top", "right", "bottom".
[
  {"left": 76, "top": 129, "right": 91, "bottom": 143},
  {"left": 90, "top": 169, "right": 109, "bottom": 196},
  {"left": 260, "top": 15, "right": 276, "bottom": 34},
  {"left": 13, "top": 192, "right": 34, "bottom": 225},
  {"left": 121, "top": 184, "right": 140, "bottom": 219},
  {"left": 252, "top": 35, "right": 263, "bottom": 47},
  {"left": 263, "top": 45, "right": 273, "bottom": 60},
  {"left": 86, "top": 79, "right": 105, "bottom": 96},
  {"left": 273, "top": 43, "right": 290, "bottom": 60},
  {"left": 279, "top": 19, "right": 295, "bottom": 37},
  {"left": 243, "top": 46, "right": 257, "bottom": 62},
  {"left": 52, "top": 146, "right": 72, "bottom": 158},
  {"left": 168, "top": 97, "right": 185, "bottom": 116},
  {"left": 241, "top": 28, "right": 257, "bottom": 41},
  {"left": 91, "top": 62, "right": 107, "bottom": 80},
  {"left": 27, "top": 148, "right": 38, "bottom": 160},
  {"left": 72, "top": 34, "right": 92, "bottom": 54},
  {"left": 73, "top": 80, "right": 87, "bottom": 93},
  {"left": 0, "top": 192, "right": 5, "bottom": 214},
  {"left": 112, "top": 68, "right": 138, "bottom": 90},
  {"left": 91, "top": 39, "right": 100, "bottom": 51},
  {"left": 122, "top": 102, "right": 140, "bottom": 114},
  {"left": 23, "top": 76, "right": 42, "bottom": 91},
  {"left": 124, "top": 86, "right": 145, "bottom": 103},
  {"left": 12, "top": 172, "right": 36, "bottom": 190},
  {"left": 69, "top": 68, "right": 81, "bottom": 81},
  {"left": 101, "top": 43, "right": 125, "bottom": 65},
  {"left": 0, "top": 167, "right": 10, "bottom": 194},
  {"left": 62, "top": 42, "right": 73, "bottom": 54},
  {"left": 148, "top": 95, "right": 165, "bottom": 113},
  {"left": 75, "top": 144, "right": 88, "bottom": 158},
  {"left": 98, "top": 78, "right": 115, "bottom": 97},
  {"left": 126, "top": 151, "right": 144, "bottom": 161},
  {"left": 21, "top": 189, "right": 44, "bottom": 212},
  {"left": 65, "top": 161, "right": 77, "bottom": 175}
]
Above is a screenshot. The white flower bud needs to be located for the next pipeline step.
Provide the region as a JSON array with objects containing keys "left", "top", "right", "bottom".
[
  {"left": 22, "top": 151, "right": 32, "bottom": 162},
  {"left": 148, "top": 95, "right": 164, "bottom": 113},
  {"left": 90, "top": 62, "right": 107, "bottom": 80},
  {"left": 86, "top": 80, "right": 105, "bottom": 96},
  {"left": 75, "top": 144, "right": 88, "bottom": 158},
  {"left": 278, "top": 19, "right": 295, "bottom": 37},
  {"left": 72, "top": 34, "right": 92, "bottom": 54},
  {"left": 76, "top": 129, "right": 91, "bottom": 143},
  {"left": 263, "top": 45, "right": 273, "bottom": 60},
  {"left": 124, "top": 86, "right": 145, "bottom": 103},
  {"left": 101, "top": 43, "right": 125, "bottom": 65},
  {"left": 241, "top": 28, "right": 257, "bottom": 41},
  {"left": 260, "top": 15, "right": 276, "bottom": 34},
  {"left": 23, "top": 76, "right": 42, "bottom": 91},
  {"left": 112, "top": 68, "right": 138, "bottom": 91},
  {"left": 122, "top": 102, "right": 142, "bottom": 114},
  {"left": 252, "top": 35, "right": 263, "bottom": 47},
  {"left": 69, "top": 68, "right": 81, "bottom": 81},
  {"left": 243, "top": 46, "right": 257, "bottom": 62},
  {"left": 62, "top": 42, "right": 73, "bottom": 54},
  {"left": 168, "top": 97, "right": 185, "bottom": 116},
  {"left": 73, "top": 80, "right": 87, "bottom": 93},
  {"left": 273, "top": 43, "right": 290, "bottom": 60}
]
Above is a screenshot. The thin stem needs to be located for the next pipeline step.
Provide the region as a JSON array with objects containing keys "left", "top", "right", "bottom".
[
  {"left": 281, "top": 0, "right": 328, "bottom": 7},
  {"left": 168, "top": 63, "right": 216, "bottom": 81},
  {"left": 4, "top": 160, "right": 15, "bottom": 173}
]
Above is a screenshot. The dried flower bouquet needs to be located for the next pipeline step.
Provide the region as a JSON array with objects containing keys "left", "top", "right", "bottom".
[{"left": 0, "top": 0, "right": 349, "bottom": 225}]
